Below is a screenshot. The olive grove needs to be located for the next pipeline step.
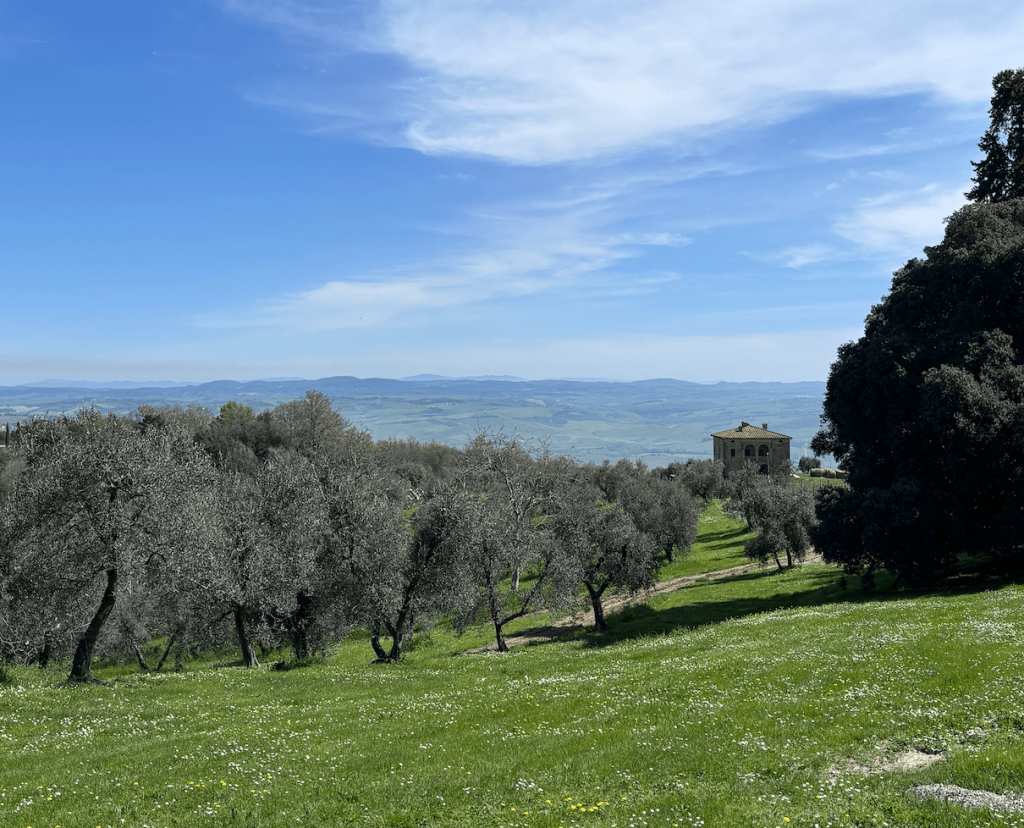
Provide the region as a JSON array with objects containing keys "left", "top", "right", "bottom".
[{"left": 0, "top": 402, "right": 703, "bottom": 674}]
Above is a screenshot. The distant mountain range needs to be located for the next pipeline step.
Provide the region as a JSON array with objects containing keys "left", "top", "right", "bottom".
[
  {"left": 400, "top": 373, "right": 530, "bottom": 382},
  {"left": 0, "top": 375, "right": 828, "bottom": 466}
]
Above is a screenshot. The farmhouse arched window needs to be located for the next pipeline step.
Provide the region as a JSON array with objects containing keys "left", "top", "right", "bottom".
[
  {"left": 744, "top": 445, "right": 754, "bottom": 457},
  {"left": 758, "top": 444, "right": 769, "bottom": 457}
]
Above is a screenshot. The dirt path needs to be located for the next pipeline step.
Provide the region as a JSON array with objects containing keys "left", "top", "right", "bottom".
[{"left": 465, "top": 553, "right": 821, "bottom": 653}]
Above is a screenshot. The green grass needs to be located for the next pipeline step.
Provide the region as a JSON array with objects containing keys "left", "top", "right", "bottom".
[
  {"left": 658, "top": 500, "right": 753, "bottom": 580},
  {"left": 794, "top": 472, "right": 848, "bottom": 490},
  {"left": 3, "top": 511, "right": 1024, "bottom": 828}
]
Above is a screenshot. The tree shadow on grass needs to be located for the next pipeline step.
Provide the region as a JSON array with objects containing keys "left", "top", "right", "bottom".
[
  {"left": 696, "top": 525, "right": 750, "bottom": 550},
  {"left": 581, "top": 559, "right": 1024, "bottom": 649},
  {"left": 511, "top": 563, "right": 797, "bottom": 650},
  {"left": 586, "top": 567, "right": 851, "bottom": 647}
]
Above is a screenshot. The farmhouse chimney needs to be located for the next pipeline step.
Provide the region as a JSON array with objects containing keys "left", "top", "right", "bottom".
[{"left": 762, "top": 423, "right": 767, "bottom": 430}]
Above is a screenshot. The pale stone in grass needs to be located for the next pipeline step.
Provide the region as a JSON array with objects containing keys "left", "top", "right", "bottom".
[{"left": 912, "top": 784, "right": 1024, "bottom": 813}]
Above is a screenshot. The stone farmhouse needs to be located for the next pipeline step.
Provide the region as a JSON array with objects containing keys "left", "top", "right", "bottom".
[{"left": 711, "top": 422, "right": 792, "bottom": 477}]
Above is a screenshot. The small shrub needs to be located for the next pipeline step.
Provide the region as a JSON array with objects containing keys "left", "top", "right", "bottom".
[{"left": 797, "top": 456, "right": 821, "bottom": 473}]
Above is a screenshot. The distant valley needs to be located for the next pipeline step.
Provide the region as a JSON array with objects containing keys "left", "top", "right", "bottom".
[{"left": 0, "top": 376, "right": 827, "bottom": 466}]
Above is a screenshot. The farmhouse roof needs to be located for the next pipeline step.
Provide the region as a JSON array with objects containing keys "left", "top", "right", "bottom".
[{"left": 711, "top": 421, "right": 791, "bottom": 440}]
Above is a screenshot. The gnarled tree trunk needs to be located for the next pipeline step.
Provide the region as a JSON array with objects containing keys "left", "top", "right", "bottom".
[
  {"left": 585, "top": 581, "right": 609, "bottom": 632},
  {"left": 38, "top": 634, "right": 52, "bottom": 669},
  {"left": 69, "top": 568, "right": 118, "bottom": 682},
  {"left": 286, "top": 592, "right": 313, "bottom": 661},
  {"left": 369, "top": 621, "right": 389, "bottom": 662},
  {"left": 233, "top": 605, "right": 259, "bottom": 668},
  {"left": 494, "top": 620, "right": 508, "bottom": 653}
]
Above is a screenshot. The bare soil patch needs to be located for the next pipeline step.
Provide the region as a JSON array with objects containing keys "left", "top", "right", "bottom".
[{"left": 842, "top": 748, "right": 947, "bottom": 776}]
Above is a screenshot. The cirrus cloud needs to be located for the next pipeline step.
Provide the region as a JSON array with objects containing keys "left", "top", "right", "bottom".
[{"left": 229, "top": 0, "right": 1024, "bottom": 163}]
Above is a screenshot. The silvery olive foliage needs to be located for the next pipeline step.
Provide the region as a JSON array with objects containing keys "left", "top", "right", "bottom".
[
  {"left": 1, "top": 405, "right": 703, "bottom": 670},
  {"left": 0, "top": 410, "right": 212, "bottom": 680}
]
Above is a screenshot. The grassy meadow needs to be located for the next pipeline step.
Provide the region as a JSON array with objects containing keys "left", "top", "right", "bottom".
[{"left": 2, "top": 507, "right": 1024, "bottom": 828}]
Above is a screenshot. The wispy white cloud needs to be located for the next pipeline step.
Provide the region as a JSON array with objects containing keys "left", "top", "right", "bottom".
[
  {"left": 199, "top": 157, "right": 704, "bottom": 333},
  {"left": 227, "top": 0, "right": 1024, "bottom": 164},
  {"left": 198, "top": 214, "right": 642, "bottom": 331},
  {"left": 745, "top": 244, "right": 840, "bottom": 269},
  {"left": 247, "top": 248, "right": 606, "bottom": 331},
  {"left": 611, "top": 232, "right": 692, "bottom": 248},
  {"left": 807, "top": 128, "right": 968, "bottom": 162},
  {"left": 833, "top": 183, "right": 968, "bottom": 253}
]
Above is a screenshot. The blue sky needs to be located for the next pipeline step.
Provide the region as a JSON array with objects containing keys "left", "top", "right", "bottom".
[{"left": 2, "top": 0, "right": 1022, "bottom": 384}]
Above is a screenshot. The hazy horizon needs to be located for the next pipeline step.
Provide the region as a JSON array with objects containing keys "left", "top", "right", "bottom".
[{"left": 4, "top": 374, "right": 826, "bottom": 389}]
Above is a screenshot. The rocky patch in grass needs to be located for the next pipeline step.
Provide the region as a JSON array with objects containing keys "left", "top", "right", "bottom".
[
  {"left": 912, "top": 784, "right": 1024, "bottom": 813},
  {"left": 843, "top": 747, "right": 947, "bottom": 776}
]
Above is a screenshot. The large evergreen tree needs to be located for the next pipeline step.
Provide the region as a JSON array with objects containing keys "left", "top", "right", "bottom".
[
  {"left": 811, "top": 199, "right": 1024, "bottom": 582},
  {"left": 967, "top": 69, "right": 1024, "bottom": 203}
]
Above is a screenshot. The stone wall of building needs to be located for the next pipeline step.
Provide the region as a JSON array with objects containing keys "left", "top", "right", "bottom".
[{"left": 712, "top": 421, "right": 792, "bottom": 477}]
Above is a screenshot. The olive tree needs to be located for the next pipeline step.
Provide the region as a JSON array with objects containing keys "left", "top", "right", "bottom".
[
  {"left": 548, "top": 488, "right": 658, "bottom": 631},
  {"left": 592, "top": 459, "right": 699, "bottom": 563},
  {"left": 735, "top": 478, "right": 817, "bottom": 570},
  {"left": 318, "top": 463, "right": 433, "bottom": 664},
  {"left": 667, "top": 459, "right": 727, "bottom": 505},
  {"left": 188, "top": 454, "right": 326, "bottom": 667},
  {"left": 454, "top": 491, "right": 580, "bottom": 652},
  {"left": 463, "top": 432, "right": 556, "bottom": 590},
  {"left": 0, "top": 411, "right": 211, "bottom": 681}
]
